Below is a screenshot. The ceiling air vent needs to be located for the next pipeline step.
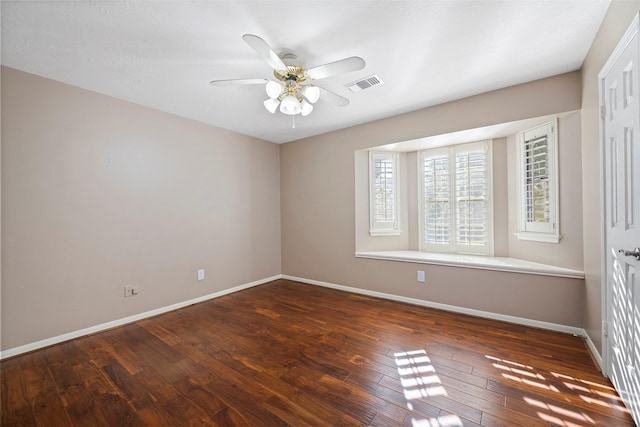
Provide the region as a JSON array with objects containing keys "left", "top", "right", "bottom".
[{"left": 347, "top": 75, "right": 384, "bottom": 93}]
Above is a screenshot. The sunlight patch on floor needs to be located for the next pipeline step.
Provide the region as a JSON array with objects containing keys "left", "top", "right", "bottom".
[
  {"left": 525, "top": 397, "right": 595, "bottom": 426},
  {"left": 486, "top": 354, "right": 559, "bottom": 392},
  {"left": 396, "top": 350, "right": 460, "bottom": 426},
  {"left": 485, "top": 354, "right": 630, "bottom": 424},
  {"left": 410, "top": 414, "right": 464, "bottom": 426},
  {"left": 551, "top": 371, "right": 629, "bottom": 414},
  {"left": 501, "top": 372, "right": 560, "bottom": 392},
  {"left": 395, "top": 350, "right": 447, "bottom": 401}
]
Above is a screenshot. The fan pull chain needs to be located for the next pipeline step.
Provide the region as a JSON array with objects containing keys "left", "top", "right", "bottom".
[{"left": 292, "top": 115, "right": 295, "bottom": 129}]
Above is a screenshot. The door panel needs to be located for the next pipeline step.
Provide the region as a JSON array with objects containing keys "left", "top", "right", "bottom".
[{"left": 603, "top": 19, "right": 640, "bottom": 426}]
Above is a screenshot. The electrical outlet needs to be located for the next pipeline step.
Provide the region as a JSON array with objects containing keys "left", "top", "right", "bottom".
[
  {"left": 417, "top": 270, "right": 425, "bottom": 283},
  {"left": 197, "top": 269, "right": 205, "bottom": 281},
  {"left": 124, "top": 286, "right": 140, "bottom": 297}
]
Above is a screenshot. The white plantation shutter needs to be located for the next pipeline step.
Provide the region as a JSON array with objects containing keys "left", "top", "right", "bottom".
[
  {"left": 369, "top": 152, "right": 400, "bottom": 235},
  {"left": 516, "top": 120, "right": 559, "bottom": 242},
  {"left": 374, "top": 157, "right": 395, "bottom": 222},
  {"left": 422, "top": 152, "right": 450, "bottom": 245},
  {"left": 420, "top": 141, "right": 493, "bottom": 255},
  {"left": 455, "top": 148, "right": 488, "bottom": 247},
  {"left": 524, "top": 135, "right": 550, "bottom": 225}
]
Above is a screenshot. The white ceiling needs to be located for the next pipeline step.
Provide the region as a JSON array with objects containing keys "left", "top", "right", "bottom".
[{"left": 1, "top": 1, "right": 610, "bottom": 144}]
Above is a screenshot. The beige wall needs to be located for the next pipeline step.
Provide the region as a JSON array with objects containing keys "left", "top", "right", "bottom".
[
  {"left": 281, "top": 72, "right": 585, "bottom": 327},
  {"left": 581, "top": 1, "right": 640, "bottom": 355},
  {"left": 1, "top": 67, "right": 281, "bottom": 351}
]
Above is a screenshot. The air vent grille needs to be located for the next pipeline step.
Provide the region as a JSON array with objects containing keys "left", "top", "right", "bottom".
[{"left": 347, "top": 75, "right": 384, "bottom": 92}]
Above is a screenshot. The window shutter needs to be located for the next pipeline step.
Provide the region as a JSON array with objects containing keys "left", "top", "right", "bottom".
[
  {"left": 524, "top": 135, "right": 550, "bottom": 224},
  {"left": 420, "top": 141, "right": 493, "bottom": 255},
  {"left": 369, "top": 152, "right": 400, "bottom": 235},
  {"left": 516, "top": 120, "right": 559, "bottom": 242},
  {"left": 455, "top": 148, "right": 488, "bottom": 247},
  {"left": 374, "top": 156, "right": 396, "bottom": 223},
  {"left": 423, "top": 154, "right": 450, "bottom": 244}
]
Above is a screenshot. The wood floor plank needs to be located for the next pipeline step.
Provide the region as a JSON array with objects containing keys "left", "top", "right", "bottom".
[
  {"left": 134, "top": 366, "right": 215, "bottom": 425},
  {"left": 173, "top": 377, "right": 225, "bottom": 417},
  {"left": 101, "top": 361, "right": 156, "bottom": 410},
  {"left": 370, "top": 411, "right": 405, "bottom": 427},
  {"left": 47, "top": 360, "right": 110, "bottom": 426},
  {"left": 90, "top": 393, "right": 142, "bottom": 427},
  {"left": 319, "top": 374, "right": 409, "bottom": 423},
  {"left": 71, "top": 360, "right": 143, "bottom": 426},
  {"left": 413, "top": 409, "right": 483, "bottom": 427},
  {"left": 488, "top": 377, "right": 632, "bottom": 423},
  {"left": 1, "top": 360, "right": 38, "bottom": 427},
  {"left": 346, "top": 372, "right": 442, "bottom": 420},
  {"left": 203, "top": 374, "right": 287, "bottom": 426},
  {"left": 380, "top": 373, "right": 484, "bottom": 424},
  {"left": 1, "top": 279, "right": 635, "bottom": 426},
  {"left": 21, "top": 352, "right": 71, "bottom": 426},
  {"left": 503, "top": 391, "right": 630, "bottom": 426},
  {"left": 262, "top": 394, "right": 329, "bottom": 427},
  {"left": 137, "top": 318, "right": 183, "bottom": 346}
]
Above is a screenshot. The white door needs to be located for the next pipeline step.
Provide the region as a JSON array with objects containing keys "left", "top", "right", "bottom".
[{"left": 602, "top": 14, "right": 640, "bottom": 425}]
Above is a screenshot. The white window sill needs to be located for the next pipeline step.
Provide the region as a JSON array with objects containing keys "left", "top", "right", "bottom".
[
  {"left": 514, "top": 232, "right": 561, "bottom": 243},
  {"left": 369, "top": 229, "right": 402, "bottom": 237},
  {"left": 355, "top": 251, "right": 584, "bottom": 279}
]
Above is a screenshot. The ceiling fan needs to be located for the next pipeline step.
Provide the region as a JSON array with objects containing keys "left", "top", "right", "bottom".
[{"left": 209, "top": 34, "right": 366, "bottom": 118}]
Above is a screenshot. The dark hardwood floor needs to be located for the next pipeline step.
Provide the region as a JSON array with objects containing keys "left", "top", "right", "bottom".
[{"left": 1, "top": 279, "right": 634, "bottom": 426}]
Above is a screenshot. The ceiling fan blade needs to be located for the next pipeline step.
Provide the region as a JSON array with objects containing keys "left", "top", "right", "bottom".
[
  {"left": 209, "top": 78, "right": 267, "bottom": 86},
  {"left": 242, "top": 34, "right": 287, "bottom": 71},
  {"left": 307, "top": 57, "right": 366, "bottom": 80},
  {"left": 318, "top": 86, "right": 350, "bottom": 107}
]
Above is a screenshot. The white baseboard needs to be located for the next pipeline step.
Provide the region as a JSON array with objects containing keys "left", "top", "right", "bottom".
[
  {"left": 584, "top": 332, "right": 604, "bottom": 371},
  {"left": 282, "top": 274, "right": 588, "bottom": 338},
  {"left": 0, "top": 275, "right": 282, "bottom": 360}
]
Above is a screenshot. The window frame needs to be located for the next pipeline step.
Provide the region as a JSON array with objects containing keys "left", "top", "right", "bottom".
[
  {"left": 515, "top": 120, "right": 560, "bottom": 243},
  {"left": 418, "top": 140, "right": 494, "bottom": 255},
  {"left": 369, "top": 151, "right": 401, "bottom": 236}
]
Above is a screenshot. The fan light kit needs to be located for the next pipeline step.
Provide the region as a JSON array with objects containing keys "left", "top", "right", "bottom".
[
  {"left": 210, "top": 34, "right": 366, "bottom": 121},
  {"left": 262, "top": 64, "right": 320, "bottom": 116}
]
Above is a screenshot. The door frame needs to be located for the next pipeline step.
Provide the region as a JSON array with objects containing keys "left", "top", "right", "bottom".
[{"left": 599, "top": 12, "right": 639, "bottom": 379}]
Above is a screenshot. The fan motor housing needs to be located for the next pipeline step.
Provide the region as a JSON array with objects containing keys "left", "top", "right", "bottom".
[{"left": 274, "top": 65, "right": 308, "bottom": 83}]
